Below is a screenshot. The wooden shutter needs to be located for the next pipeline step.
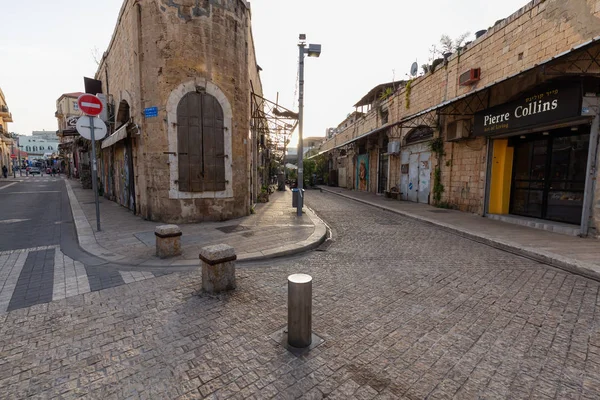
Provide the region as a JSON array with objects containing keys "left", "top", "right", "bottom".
[
  {"left": 177, "top": 93, "right": 195, "bottom": 192},
  {"left": 177, "top": 92, "right": 225, "bottom": 192},
  {"left": 202, "top": 94, "right": 225, "bottom": 191}
]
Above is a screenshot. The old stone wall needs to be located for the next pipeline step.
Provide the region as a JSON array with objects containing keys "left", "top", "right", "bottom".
[
  {"left": 402, "top": 0, "right": 600, "bottom": 116},
  {"left": 97, "top": 0, "right": 261, "bottom": 223},
  {"left": 321, "top": 0, "right": 600, "bottom": 147},
  {"left": 321, "top": 0, "right": 600, "bottom": 215}
]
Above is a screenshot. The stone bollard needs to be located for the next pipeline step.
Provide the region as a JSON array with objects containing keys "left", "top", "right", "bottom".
[
  {"left": 155, "top": 224, "right": 182, "bottom": 258},
  {"left": 288, "top": 273, "right": 312, "bottom": 348},
  {"left": 199, "top": 244, "right": 237, "bottom": 293}
]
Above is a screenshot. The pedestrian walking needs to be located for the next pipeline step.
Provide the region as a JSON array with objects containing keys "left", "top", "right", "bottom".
[
  {"left": 52, "top": 167, "right": 56, "bottom": 177},
  {"left": 2, "top": 165, "right": 7, "bottom": 178}
]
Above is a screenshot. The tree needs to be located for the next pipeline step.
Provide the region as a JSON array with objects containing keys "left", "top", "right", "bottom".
[{"left": 439, "top": 32, "right": 471, "bottom": 54}]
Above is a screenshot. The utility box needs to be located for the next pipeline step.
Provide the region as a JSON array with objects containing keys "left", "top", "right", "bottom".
[{"left": 292, "top": 188, "right": 305, "bottom": 208}]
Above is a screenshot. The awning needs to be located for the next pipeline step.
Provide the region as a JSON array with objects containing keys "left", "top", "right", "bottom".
[{"left": 101, "top": 123, "right": 129, "bottom": 149}]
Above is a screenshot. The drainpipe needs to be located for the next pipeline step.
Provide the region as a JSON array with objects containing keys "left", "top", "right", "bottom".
[{"left": 581, "top": 97, "right": 600, "bottom": 236}]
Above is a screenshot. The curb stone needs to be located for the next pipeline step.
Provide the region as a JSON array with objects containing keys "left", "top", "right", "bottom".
[
  {"left": 65, "top": 180, "right": 328, "bottom": 267},
  {"left": 320, "top": 187, "right": 600, "bottom": 282}
]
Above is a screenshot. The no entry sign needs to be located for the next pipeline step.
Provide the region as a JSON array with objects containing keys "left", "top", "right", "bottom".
[{"left": 77, "top": 94, "right": 103, "bottom": 116}]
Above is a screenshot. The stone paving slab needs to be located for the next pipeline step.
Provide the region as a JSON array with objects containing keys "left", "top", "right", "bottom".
[
  {"left": 320, "top": 186, "right": 600, "bottom": 282},
  {"left": 66, "top": 180, "right": 327, "bottom": 267},
  {"left": 2, "top": 192, "right": 600, "bottom": 398}
]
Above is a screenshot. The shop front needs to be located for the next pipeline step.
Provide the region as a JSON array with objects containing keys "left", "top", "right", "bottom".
[
  {"left": 400, "top": 126, "right": 434, "bottom": 204},
  {"left": 478, "top": 79, "right": 599, "bottom": 234},
  {"left": 508, "top": 127, "right": 589, "bottom": 225}
]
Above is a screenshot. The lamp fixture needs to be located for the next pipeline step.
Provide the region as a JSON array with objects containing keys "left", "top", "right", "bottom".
[
  {"left": 306, "top": 44, "right": 322, "bottom": 58},
  {"left": 542, "top": 131, "right": 549, "bottom": 136},
  {"left": 571, "top": 126, "right": 579, "bottom": 131},
  {"left": 520, "top": 135, "right": 526, "bottom": 139}
]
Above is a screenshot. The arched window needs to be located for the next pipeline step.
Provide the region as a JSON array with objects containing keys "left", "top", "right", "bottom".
[
  {"left": 26, "top": 146, "right": 31, "bottom": 151},
  {"left": 40, "top": 146, "right": 44, "bottom": 151},
  {"left": 177, "top": 92, "right": 225, "bottom": 192},
  {"left": 48, "top": 146, "right": 53, "bottom": 150},
  {"left": 405, "top": 125, "right": 434, "bottom": 145},
  {"left": 33, "top": 146, "right": 38, "bottom": 152}
]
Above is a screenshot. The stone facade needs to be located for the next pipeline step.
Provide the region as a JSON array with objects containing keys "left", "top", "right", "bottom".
[
  {"left": 56, "top": 92, "right": 87, "bottom": 180},
  {"left": 319, "top": 0, "right": 600, "bottom": 235},
  {"left": 0, "top": 88, "right": 14, "bottom": 173},
  {"left": 95, "top": 0, "right": 262, "bottom": 223}
]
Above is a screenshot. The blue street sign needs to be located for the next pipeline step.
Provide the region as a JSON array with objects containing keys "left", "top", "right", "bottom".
[{"left": 144, "top": 107, "right": 158, "bottom": 118}]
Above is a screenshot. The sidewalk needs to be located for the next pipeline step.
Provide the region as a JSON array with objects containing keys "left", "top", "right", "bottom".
[
  {"left": 320, "top": 186, "right": 600, "bottom": 281},
  {"left": 65, "top": 180, "right": 327, "bottom": 267}
]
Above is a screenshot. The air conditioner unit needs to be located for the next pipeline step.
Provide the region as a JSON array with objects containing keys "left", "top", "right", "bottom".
[
  {"left": 447, "top": 119, "right": 471, "bottom": 141},
  {"left": 459, "top": 68, "right": 481, "bottom": 86},
  {"left": 387, "top": 141, "right": 400, "bottom": 154}
]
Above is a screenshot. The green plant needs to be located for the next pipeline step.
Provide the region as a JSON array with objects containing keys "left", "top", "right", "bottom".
[
  {"left": 287, "top": 168, "right": 297, "bottom": 181},
  {"left": 445, "top": 160, "right": 452, "bottom": 167},
  {"left": 405, "top": 79, "right": 413, "bottom": 109},
  {"left": 379, "top": 87, "right": 394, "bottom": 101},
  {"left": 432, "top": 166, "right": 444, "bottom": 204},
  {"left": 250, "top": 205, "right": 255, "bottom": 214},
  {"left": 303, "top": 159, "right": 316, "bottom": 187},
  {"left": 431, "top": 58, "right": 444, "bottom": 71},
  {"left": 429, "top": 137, "right": 445, "bottom": 157},
  {"left": 436, "top": 201, "right": 454, "bottom": 209}
]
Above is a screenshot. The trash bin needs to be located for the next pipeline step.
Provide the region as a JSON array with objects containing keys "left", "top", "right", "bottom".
[{"left": 292, "top": 188, "right": 305, "bottom": 208}]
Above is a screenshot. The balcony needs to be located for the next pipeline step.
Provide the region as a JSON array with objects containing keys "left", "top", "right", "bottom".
[{"left": 0, "top": 105, "right": 9, "bottom": 118}]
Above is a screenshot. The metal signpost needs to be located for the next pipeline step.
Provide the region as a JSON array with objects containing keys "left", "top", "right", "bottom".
[{"left": 76, "top": 94, "right": 104, "bottom": 232}]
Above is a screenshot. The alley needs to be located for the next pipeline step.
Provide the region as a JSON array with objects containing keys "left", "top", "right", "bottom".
[{"left": 1, "top": 190, "right": 599, "bottom": 399}]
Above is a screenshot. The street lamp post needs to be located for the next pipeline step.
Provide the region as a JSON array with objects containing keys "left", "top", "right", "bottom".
[{"left": 296, "top": 34, "right": 321, "bottom": 217}]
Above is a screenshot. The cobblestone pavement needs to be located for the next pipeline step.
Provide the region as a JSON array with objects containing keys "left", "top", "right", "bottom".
[{"left": 2, "top": 191, "right": 600, "bottom": 399}]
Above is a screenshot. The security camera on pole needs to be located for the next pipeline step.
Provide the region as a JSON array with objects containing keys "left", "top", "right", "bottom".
[
  {"left": 296, "top": 34, "right": 321, "bottom": 217},
  {"left": 76, "top": 94, "right": 107, "bottom": 231}
]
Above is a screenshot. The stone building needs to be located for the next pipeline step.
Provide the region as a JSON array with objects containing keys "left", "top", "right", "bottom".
[
  {"left": 94, "top": 0, "right": 264, "bottom": 222},
  {"left": 19, "top": 131, "right": 60, "bottom": 159},
  {"left": 56, "top": 92, "right": 85, "bottom": 179},
  {"left": 0, "top": 87, "right": 14, "bottom": 172},
  {"left": 317, "top": 0, "right": 600, "bottom": 238}
]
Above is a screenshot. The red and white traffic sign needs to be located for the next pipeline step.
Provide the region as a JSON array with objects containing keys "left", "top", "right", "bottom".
[{"left": 77, "top": 94, "right": 103, "bottom": 116}]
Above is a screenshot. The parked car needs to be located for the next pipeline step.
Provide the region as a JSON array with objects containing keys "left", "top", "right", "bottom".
[{"left": 29, "top": 167, "right": 41, "bottom": 175}]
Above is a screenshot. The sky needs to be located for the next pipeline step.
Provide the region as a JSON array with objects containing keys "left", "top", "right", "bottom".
[{"left": 1, "top": 0, "right": 530, "bottom": 141}]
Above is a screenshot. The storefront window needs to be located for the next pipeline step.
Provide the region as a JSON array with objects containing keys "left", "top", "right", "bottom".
[{"left": 509, "top": 128, "right": 590, "bottom": 225}]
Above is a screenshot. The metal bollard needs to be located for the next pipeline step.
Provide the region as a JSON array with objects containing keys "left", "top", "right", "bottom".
[{"left": 288, "top": 273, "right": 312, "bottom": 348}]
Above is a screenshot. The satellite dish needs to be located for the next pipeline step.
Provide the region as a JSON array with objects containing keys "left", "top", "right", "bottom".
[{"left": 410, "top": 62, "right": 418, "bottom": 77}]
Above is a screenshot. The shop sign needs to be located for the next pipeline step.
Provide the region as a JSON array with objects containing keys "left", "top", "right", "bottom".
[
  {"left": 66, "top": 116, "right": 79, "bottom": 128},
  {"left": 473, "top": 84, "right": 581, "bottom": 136}
]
